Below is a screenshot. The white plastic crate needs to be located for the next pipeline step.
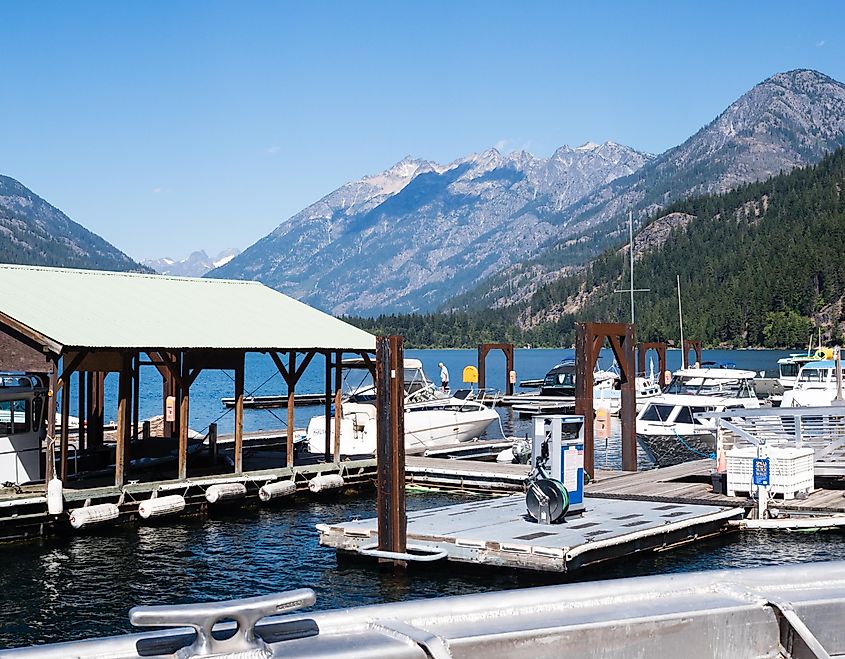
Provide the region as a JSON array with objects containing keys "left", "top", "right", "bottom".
[{"left": 726, "top": 446, "right": 814, "bottom": 500}]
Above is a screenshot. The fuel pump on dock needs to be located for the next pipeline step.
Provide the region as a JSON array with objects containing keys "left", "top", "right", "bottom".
[{"left": 526, "top": 415, "right": 586, "bottom": 524}]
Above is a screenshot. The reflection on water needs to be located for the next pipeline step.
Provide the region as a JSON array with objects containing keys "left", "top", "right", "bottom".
[{"left": 2, "top": 491, "right": 845, "bottom": 648}]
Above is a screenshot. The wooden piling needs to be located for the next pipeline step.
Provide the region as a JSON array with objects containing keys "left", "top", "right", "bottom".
[
  {"left": 376, "top": 335, "right": 406, "bottom": 562},
  {"left": 115, "top": 354, "right": 132, "bottom": 487},
  {"left": 234, "top": 353, "right": 244, "bottom": 473},
  {"left": 59, "top": 374, "right": 70, "bottom": 481},
  {"left": 287, "top": 351, "right": 295, "bottom": 468},
  {"left": 77, "top": 370, "right": 86, "bottom": 451},
  {"left": 45, "top": 360, "right": 58, "bottom": 482}
]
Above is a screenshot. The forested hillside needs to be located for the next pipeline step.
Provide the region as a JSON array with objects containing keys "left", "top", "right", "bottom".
[{"left": 349, "top": 148, "right": 845, "bottom": 348}]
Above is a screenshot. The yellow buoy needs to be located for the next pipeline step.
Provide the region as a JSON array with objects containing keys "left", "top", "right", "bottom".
[
  {"left": 595, "top": 407, "right": 611, "bottom": 439},
  {"left": 462, "top": 365, "right": 479, "bottom": 384}
]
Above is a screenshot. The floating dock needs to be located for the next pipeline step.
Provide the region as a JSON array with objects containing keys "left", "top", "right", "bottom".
[
  {"left": 318, "top": 493, "right": 742, "bottom": 572},
  {"left": 0, "top": 457, "right": 377, "bottom": 542}
]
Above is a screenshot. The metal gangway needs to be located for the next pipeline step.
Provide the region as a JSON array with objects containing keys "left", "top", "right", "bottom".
[{"left": 699, "top": 405, "right": 845, "bottom": 476}]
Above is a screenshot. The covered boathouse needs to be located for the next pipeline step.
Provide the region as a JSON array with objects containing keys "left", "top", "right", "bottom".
[{"left": 0, "top": 264, "right": 376, "bottom": 488}]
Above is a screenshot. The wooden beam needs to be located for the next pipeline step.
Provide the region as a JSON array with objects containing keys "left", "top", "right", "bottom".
[
  {"left": 292, "top": 350, "right": 316, "bottom": 384},
  {"left": 178, "top": 352, "right": 190, "bottom": 480},
  {"left": 77, "top": 370, "right": 86, "bottom": 451},
  {"left": 286, "top": 351, "right": 295, "bottom": 468},
  {"left": 60, "top": 374, "right": 70, "bottom": 481},
  {"left": 376, "top": 335, "right": 406, "bottom": 560},
  {"left": 54, "top": 350, "right": 88, "bottom": 394},
  {"left": 270, "top": 351, "right": 291, "bottom": 385},
  {"left": 234, "top": 352, "right": 245, "bottom": 474},
  {"left": 44, "top": 360, "right": 58, "bottom": 482},
  {"left": 0, "top": 311, "right": 62, "bottom": 355},
  {"left": 324, "top": 352, "right": 332, "bottom": 461},
  {"left": 132, "top": 353, "right": 140, "bottom": 442},
  {"left": 115, "top": 354, "right": 132, "bottom": 487}
]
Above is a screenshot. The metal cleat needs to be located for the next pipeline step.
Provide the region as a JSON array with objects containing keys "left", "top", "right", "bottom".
[{"left": 129, "top": 589, "right": 315, "bottom": 658}]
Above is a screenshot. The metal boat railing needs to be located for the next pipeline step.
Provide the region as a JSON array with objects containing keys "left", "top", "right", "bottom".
[
  {"left": 2, "top": 561, "right": 845, "bottom": 658},
  {"left": 698, "top": 405, "right": 845, "bottom": 476}
]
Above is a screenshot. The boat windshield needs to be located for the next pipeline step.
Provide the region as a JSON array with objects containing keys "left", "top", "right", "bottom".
[
  {"left": 779, "top": 363, "right": 800, "bottom": 378},
  {"left": 798, "top": 368, "right": 833, "bottom": 384},
  {"left": 664, "top": 375, "right": 755, "bottom": 398},
  {"left": 543, "top": 371, "right": 574, "bottom": 387},
  {"left": 344, "top": 364, "right": 436, "bottom": 403},
  {"left": 640, "top": 404, "right": 675, "bottom": 422}
]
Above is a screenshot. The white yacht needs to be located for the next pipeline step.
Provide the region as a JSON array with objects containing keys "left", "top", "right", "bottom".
[
  {"left": 636, "top": 368, "right": 760, "bottom": 467},
  {"left": 781, "top": 360, "right": 845, "bottom": 407},
  {"left": 305, "top": 359, "right": 499, "bottom": 456},
  {"left": 777, "top": 348, "right": 833, "bottom": 390}
]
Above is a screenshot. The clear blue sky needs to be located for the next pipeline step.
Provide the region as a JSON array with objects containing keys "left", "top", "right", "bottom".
[{"left": 1, "top": 1, "right": 843, "bottom": 261}]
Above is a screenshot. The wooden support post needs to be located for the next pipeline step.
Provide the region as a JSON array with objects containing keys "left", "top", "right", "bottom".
[
  {"left": 376, "top": 335, "right": 406, "bottom": 561},
  {"left": 85, "top": 370, "right": 95, "bottom": 450},
  {"left": 45, "top": 359, "right": 58, "bottom": 482},
  {"left": 477, "top": 343, "right": 515, "bottom": 394},
  {"left": 115, "top": 354, "right": 132, "bottom": 487},
  {"left": 178, "top": 354, "right": 190, "bottom": 480},
  {"left": 77, "top": 370, "right": 86, "bottom": 451},
  {"left": 142, "top": 420, "right": 150, "bottom": 440},
  {"left": 132, "top": 353, "right": 140, "bottom": 442},
  {"left": 333, "top": 389, "right": 342, "bottom": 464},
  {"left": 577, "top": 322, "right": 638, "bottom": 477},
  {"left": 234, "top": 353, "right": 244, "bottom": 474},
  {"left": 574, "top": 325, "right": 596, "bottom": 478},
  {"left": 333, "top": 351, "right": 343, "bottom": 463},
  {"left": 324, "top": 352, "right": 332, "bottom": 462},
  {"left": 617, "top": 326, "right": 638, "bottom": 472},
  {"left": 59, "top": 373, "right": 70, "bottom": 481},
  {"left": 287, "top": 351, "right": 295, "bottom": 468}
]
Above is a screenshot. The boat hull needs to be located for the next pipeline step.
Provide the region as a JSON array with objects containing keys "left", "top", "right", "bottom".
[
  {"left": 306, "top": 406, "right": 499, "bottom": 456},
  {"left": 636, "top": 431, "right": 716, "bottom": 467}
]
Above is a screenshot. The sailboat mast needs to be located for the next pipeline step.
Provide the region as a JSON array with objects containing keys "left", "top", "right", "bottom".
[
  {"left": 677, "top": 274, "right": 685, "bottom": 368},
  {"left": 629, "top": 209, "right": 635, "bottom": 325}
]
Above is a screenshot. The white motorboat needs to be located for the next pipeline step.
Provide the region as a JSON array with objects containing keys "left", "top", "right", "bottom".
[
  {"left": 781, "top": 360, "right": 845, "bottom": 407},
  {"left": 777, "top": 348, "right": 833, "bottom": 390},
  {"left": 635, "top": 368, "right": 761, "bottom": 467},
  {"left": 305, "top": 359, "right": 499, "bottom": 456}
]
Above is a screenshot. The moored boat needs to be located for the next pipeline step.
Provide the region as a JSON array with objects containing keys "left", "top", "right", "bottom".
[
  {"left": 305, "top": 358, "right": 499, "bottom": 455},
  {"left": 636, "top": 367, "right": 760, "bottom": 467}
]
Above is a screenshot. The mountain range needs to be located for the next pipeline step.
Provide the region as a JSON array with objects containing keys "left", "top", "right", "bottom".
[
  {"left": 143, "top": 249, "right": 240, "bottom": 277},
  {"left": 0, "top": 175, "right": 146, "bottom": 272},
  {"left": 3, "top": 68, "right": 845, "bottom": 336},
  {"left": 209, "top": 142, "right": 651, "bottom": 314},
  {"left": 211, "top": 69, "right": 845, "bottom": 318}
]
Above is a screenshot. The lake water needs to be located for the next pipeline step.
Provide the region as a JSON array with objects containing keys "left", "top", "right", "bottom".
[{"left": 2, "top": 347, "right": 821, "bottom": 649}]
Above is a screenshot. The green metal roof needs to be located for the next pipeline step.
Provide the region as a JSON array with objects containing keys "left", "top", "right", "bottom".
[{"left": 0, "top": 264, "right": 376, "bottom": 353}]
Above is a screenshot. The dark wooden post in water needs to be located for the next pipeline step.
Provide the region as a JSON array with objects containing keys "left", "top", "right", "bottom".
[
  {"left": 115, "top": 353, "right": 133, "bottom": 487},
  {"left": 575, "top": 322, "right": 638, "bottom": 477},
  {"left": 59, "top": 374, "right": 70, "bottom": 481},
  {"left": 233, "top": 353, "right": 245, "bottom": 473},
  {"left": 287, "top": 351, "right": 296, "bottom": 468},
  {"left": 132, "top": 353, "right": 140, "bottom": 442},
  {"left": 323, "top": 351, "right": 332, "bottom": 462},
  {"left": 376, "top": 335, "right": 406, "bottom": 563},
  {"left": 638, "top": 342, "right": 668, "bottom": 384},
  {"left": 44, "top": 359, "right": 58, "bottom": 482},
  {"left": 682, "top": 339, "right": 702, "bottom": 369},
  {"left": 477, "top": 343, "right": 515, "bottom": 395},
  {"left": 77, "top": 370, "right": 86, "bottom": 451},
  {"left": 178, "top": 353, "right": 190, "bottom": 481}
]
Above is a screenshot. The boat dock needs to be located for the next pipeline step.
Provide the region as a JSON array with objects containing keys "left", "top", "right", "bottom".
[
  {"left": 0, "top": 456, "right": 377, "bottom": 542},
  {"left": 318, "top": 493, "right": 741, "bottom": 573}
]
